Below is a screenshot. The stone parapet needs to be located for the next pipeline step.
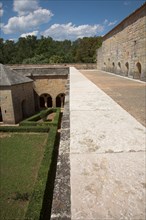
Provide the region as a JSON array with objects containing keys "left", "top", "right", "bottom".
[{"left": 51, "top": 71, "right": 71, "bottom": 219}]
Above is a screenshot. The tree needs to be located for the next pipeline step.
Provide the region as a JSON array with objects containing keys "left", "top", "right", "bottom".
[
  {"left": 1, "top": 36, "right": 102, "bottom": 64},
  {"left": 0, "top": 38, "right": 4, "bottom": 63},
  {"left": 2, "top": 40, "right": 16, "bottom": 64},
  {"left": 49, "top": 55, "right": 63, "bottom": 64}
]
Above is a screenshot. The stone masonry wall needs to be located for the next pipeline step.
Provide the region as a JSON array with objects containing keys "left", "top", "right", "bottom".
[
  {"left": 97, "top": 3, "right": 146, "bottom": 81},
  {"left": 9, "top": 63, "right": 97, "bottom": 70},
  {"left": 0, "top": 88, "right": 15, "bottom": 124},
  {"left": 51, "top": 72, "right": 71, "bottom": 220},
  {"left": 32, "top": 75, "right": 67, "bottom": 108},
  {"left": 11, "top": 67, "right": 69, "bottom": 77},
  {"left": 11, "top": 83, "right": 35, "bottom": 123}
]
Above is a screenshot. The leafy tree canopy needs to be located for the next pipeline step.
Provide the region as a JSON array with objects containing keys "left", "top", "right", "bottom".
[{"left": 0, "top": 36, "right": 102, "bottom": 64}]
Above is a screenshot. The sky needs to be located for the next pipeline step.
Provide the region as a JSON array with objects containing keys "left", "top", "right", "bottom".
[{"left": 0, "top": 0, "right": 145, "bottom": 41}]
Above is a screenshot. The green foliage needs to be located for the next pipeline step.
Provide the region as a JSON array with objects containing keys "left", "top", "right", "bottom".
[
  {"left": 24, "top": 108, "right": 60, "bottom": 219},
  {"left": 0, "top": 106, "right": 61, "bottom": 219},
  {"left": 49, "top": 55, "right": 63, "bottom": 64},
  {"left": 23, "top": 54, "right": 48, "bottom": 64},
  {"left": 19, "top": 108, "right": 60, "bottom": 127},
  {"left": 0, "top": 36, "right": 102, "bottom": 64},
  {"left": 24, "top": 124, "right": 59, "bottom": 219},
  {"left": 0, "top": 126, "right": 50, "bottom": 132},
  {"left": 40, "top": 109, "right": 49, "bottom": 121}
]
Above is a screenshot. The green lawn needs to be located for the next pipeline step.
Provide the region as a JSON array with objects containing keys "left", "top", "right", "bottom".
[{"left": 0, "top": 132, "right": 48, "bottom": 220}]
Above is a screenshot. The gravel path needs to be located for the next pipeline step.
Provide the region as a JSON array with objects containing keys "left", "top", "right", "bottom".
[{"left": 80, "top": 70, "right": 146, "bottom": 127}]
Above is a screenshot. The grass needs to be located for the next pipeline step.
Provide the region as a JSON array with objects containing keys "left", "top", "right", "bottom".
[
  {"left": 0, "top": 132, "right": 48, "bottom": 220},
  {"left": 25, "top": 126, "right": 59, "bottom": 220}
]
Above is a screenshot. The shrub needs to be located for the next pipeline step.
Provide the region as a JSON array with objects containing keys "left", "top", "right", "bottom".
[
  {"left": 20, "top": 108, "right": 60, "bottom": 127},
  {"left": 25, "top": 126, "right": 58, "bottom": 220},
  {"left": 0, "top": 126, "right": 49, "bottom": 133},
  {"left": 23, "top": 108, "right": 61, "bottom": 219},
  {"left": 40, "top": 110, "right": 48, "bottom": 122}
]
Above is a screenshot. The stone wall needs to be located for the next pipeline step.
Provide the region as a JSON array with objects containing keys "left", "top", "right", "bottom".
[
  {"left": 0, "top": 88, "right": 15, "bottom": 124},
  {"left": 97, "top": 3, "right": 146, "bottom": 81},
  {"left": 0, "top": 66, "right": 68, "bottom": 124},
  {"left": 11, "top": 67, "right": 68, "bottom": 109},
  {"left": 0, "top": 82, "right": 35, "bottom": 124},
  {"left": 11, "top": 67, "right": 69, "bottom": 76},
  {"left": 32, "top": 75, "right": 67, "bottom": 109},
  {"left": 51, "top": 71, "right": 71, "bottom": 220},
  {"left": 8, "top": 63, "right": 97, "bottom": 70},
  {"left": 11, "top": 83, "right": 35, "bottom": 123}
]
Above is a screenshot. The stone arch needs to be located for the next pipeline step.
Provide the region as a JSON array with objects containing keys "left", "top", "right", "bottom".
[
  {"left": 125, "top": 62, "right": 129, "bottom": 76},
  {"left": 112, "top": 62, "right": 115, "bottom": 73},
  {"left": 40, "top": 93, "right": 52, "bottom": 108},
  {"left": 56, "top": 93, "right": 65, "bottom": 108},
  {"left": 117, "top": 62, "right": 122, "bottom": 74},
  {"left": 118, "top": 62, "right": 121, "bottom": 69},
  {"left": 135, "top": 62, "right": 142, "bottom": 79},
  {"left": 107, "top": 58, "right": 110, "bottom": 71},
  {"left": 47, "top": 96, "right": 52, "bottom": 107},
  {"left": 0, "top": 107, "right": 3, "bottom": 122},
  {"left": 40, "top": 96, "right": 45, "bottom": 108}
]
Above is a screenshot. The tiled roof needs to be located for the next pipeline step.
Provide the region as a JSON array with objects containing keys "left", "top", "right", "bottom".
[{"left": 0, "top": 64, "right": 33, "bottom": 86}]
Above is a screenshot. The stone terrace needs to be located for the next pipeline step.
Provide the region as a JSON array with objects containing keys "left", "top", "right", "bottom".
[{"left": 51, "top": 67, "right": 146, "bottom": 219}]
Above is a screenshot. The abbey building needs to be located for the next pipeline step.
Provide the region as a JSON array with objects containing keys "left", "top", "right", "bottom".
[{"left": 97, "top": 3, "right": 146, "bottom": 81}]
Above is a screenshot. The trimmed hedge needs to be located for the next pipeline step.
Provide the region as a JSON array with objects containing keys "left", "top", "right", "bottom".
[
  {"left": 24, "top": 126, "right": 58, "bottom": 220},
  {"left": 0, "top": 107, "right": 61, "bottom": 219},
  {"left": 20, "top": 108, "right": 60, "bottom": 127},
  {"left": 0, "top": 126, "right": 50, "bottom": 133},
  {"left": 24, "top": 107, "right": 61, "bottom": 219}
]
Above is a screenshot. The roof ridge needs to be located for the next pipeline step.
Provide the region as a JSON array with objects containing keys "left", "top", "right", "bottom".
[{"left": 0, "top": 64, "right": 33, "bottom": 86}]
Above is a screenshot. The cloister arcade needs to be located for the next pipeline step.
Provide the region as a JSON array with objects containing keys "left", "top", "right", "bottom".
[
  {"left": 40, "top": 94, "right": 52, "bottom": 108},
  {"left": 39, "top": 93, "right": 65, "bottom": 109},
  {"left": 56, "top": 93, "right": 65, "bottom": 107}
]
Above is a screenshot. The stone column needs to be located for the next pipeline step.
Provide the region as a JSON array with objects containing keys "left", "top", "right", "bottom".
[
  {"left": 61, "top": 96, "right": 64, "bottom": 108},
  {"left": 52, "top": 96, "right": 56, "bottom": 108},
  {"left": 44, "top": 96, "right": 48, "bottom": 108}
]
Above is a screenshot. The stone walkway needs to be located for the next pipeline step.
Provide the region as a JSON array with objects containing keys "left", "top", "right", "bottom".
[
  {"left": 80, "top": 69, "right": 146, "bottom": 127},
  {"left": 70, "top": 68, "right": 146, "bottom": 219}
]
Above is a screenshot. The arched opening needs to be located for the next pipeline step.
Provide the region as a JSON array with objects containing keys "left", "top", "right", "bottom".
[
  {"left": 136, "top": 62, "right": 141, "bottom": 79},
  {"left": 21, "top": 100, "right": 27, "bottom": 119},
  {"left": 117, "top": 62, "right": 122, "bottom": 74},
  {"left": 40, "top": 94, "right": 52, "bottom": 108},
  {"left": 118, "top": 62, "right": 121, "bottom": 69},
  {"left": 125, "top": 62, "right": 129, "bottom": 76},
  {"left": 0, "top": 107, "right": 3, "bottom": 122},
  {"left": 40, "top": 96, "right": 45, "bottom": 108},
  {"left": 107, "top": 58, "right": 110, "bottom": 71},
  {"left": 112, "top": 62, "right": 115, "bottom": 73},
  {"left": 47, "top": 96, "right": 52, "bottom": 107},
  {"left": 56, "top": 93, "right": 65, "bottom": 108}
]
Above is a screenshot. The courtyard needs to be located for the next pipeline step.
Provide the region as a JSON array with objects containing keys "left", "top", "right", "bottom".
[{"left": 81, "top": 69, "right": 146, "bottom": 127}]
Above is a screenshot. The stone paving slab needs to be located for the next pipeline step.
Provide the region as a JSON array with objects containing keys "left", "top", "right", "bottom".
[
  {"left": 70, "top": 110, "right": 145, "bottom": 154},
  {"left": 71, "top": 152, "right": 145, "bottom": 220},
  {"left": 70, "top": 67, "right": 146, "bottom": 219}
]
